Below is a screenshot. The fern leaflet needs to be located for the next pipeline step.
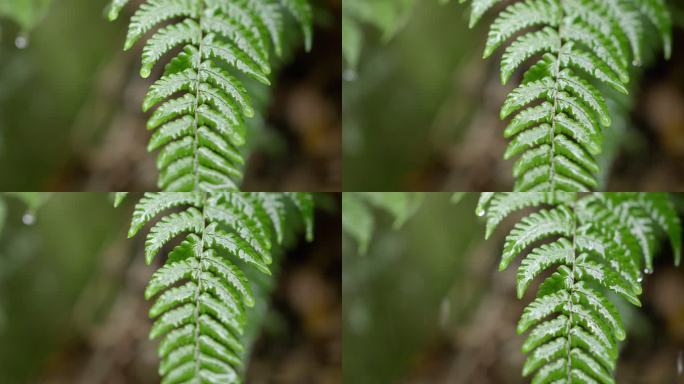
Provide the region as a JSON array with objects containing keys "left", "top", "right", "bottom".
[
  {"left": 478, "top": 192, "right": 681, "bottom": 382},
  {"left": 125, "top": 192, "right": 314, "bottom": 383},
  {"left": 461, "top": 0, "right": 672, "bottom": 191},
  {"left": 109, "top": 0, "right": 312, "bottom": 191}
]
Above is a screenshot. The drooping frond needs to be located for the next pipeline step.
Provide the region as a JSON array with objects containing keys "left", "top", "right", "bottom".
[
  {"left": 342, "top": 0, "right": 417, "bottom": 70},
  {"left": 462, "top": 0, "right": 672, "bottom": 191},
  {"left": 478, "top": 192, "right": 681, "bottom": 382},
  {"left": 126, "top": 192, "right": 314, "bottom": 383},
  {"left": 342, "top": 192, "right": 425, "bottom": 254},
  {"left": 109, "top": 0, "right": 312, "bottom": 191}
]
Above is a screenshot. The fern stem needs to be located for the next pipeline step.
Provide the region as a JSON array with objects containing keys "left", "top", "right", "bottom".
[
  {"left": 191, "top": 0, "right": 206, "bottom": 190},
  {"left": 193, "top": 192, "right": 208, "bottom": 376},
  {"left": 547, "top": 5, "right": 566, "bottom": 193},
  {"left": 565, "top": 199, "right": 578, "bottom": 381}
]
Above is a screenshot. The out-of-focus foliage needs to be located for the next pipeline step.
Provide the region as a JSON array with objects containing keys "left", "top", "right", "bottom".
[
  {"left": 342, "top": 0, "right": 460, "bottom": 70},
  {"left": 0, "top": 194, "right": 129, "bottom": 383},
  {"left": 342, "top": 192, "right": 424, "bottom": 254},
  {"left": 0, "top": 0, "right": 52, "bottom": 31},
  {"left": 342, "top": 2, "right": 479, "bottom": 190},
  {"left": 342, "top": 0, "right": 415, "bottom": 70},
  {"left": 479, "top": 192, "right": 681, "bottom": 382},
  {"left": 343, "top": 193, "right": 483, "bottom": 383},
  {"left": 0, "top": 192, "right": 51, "bottom": 331},
  {"left": 342, "top": 192, "right": 466, "bottom": 254},
  {"left": 0, "top": 192, "right": 51, "bottom": 236},
  {"left": 0, "top": 0, "right": 124, "bottom": 190}
]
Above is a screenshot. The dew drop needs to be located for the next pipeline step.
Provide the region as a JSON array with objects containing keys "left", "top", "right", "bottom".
[
  {"left": 637, "top": 276, "right": 643, "bottom": 283},
  {"left": 348, "top": 303, "right": 369, "bottom": 335},
  {"left": 14, "top": 33, "right": 29, "bottom": 49},
  {"left": 439, "top": 297, "right": 451, "bottom": 329},
  {"left": 22, "top": 212, "right": 35, "bottom": 225},
  {"left": 643, "top": 268, "right": 653, "bottom": 275},
  {"left": 476, "top": 208, "right": 485, "bottom": 217}
]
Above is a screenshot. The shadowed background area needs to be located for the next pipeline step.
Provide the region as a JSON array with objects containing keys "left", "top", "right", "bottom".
[
  {"left": 343, "top": 1, "right": 684, "bottom": 191},
  {"left": 0, "top": 0, "right": 341, "bottom": 191},
  {"left": 0, "top": 193, "right": 340, "bottom": 383},
  {"left": 343, "top": 193, "right": 684, "bottom": 383}
]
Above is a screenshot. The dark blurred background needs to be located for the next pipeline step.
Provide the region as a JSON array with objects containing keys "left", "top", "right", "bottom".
[
  {"left": 0, "top": 193, "right": 341, "bottom": 384},
  {"left": 343, "top": 1, "right": 684, "bottom": 191},
  {"left": 0, "top": 0, "right": 341, "bottom": 191},
  {"left": 343, "top": 193, "right": 684, "bottom": 384}
]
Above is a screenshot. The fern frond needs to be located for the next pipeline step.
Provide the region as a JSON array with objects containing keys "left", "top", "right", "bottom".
[
  {"left": 478, "top": 192, "right": 682, "bottom": 382},
  {"left": 462, "top": 0, "right": 673, "bottom": 191},
  {"left": 109, "top": 0, "right": 312, "bottom": 191},
  {"left": 126, "top": 192, "right": 314, "bottom": 383}
]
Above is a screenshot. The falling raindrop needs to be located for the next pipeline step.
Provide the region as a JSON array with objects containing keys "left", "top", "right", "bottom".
[
  {"left": 22, "top": 212, "right": 35, "bottom": 225},
  {"left": 14, "top": 33, "right": 29, "bottom": 49},
  {"left": 439, "top": 297, "right": 451, "bottom": 329},
  {"left": 343, "top": 69, "right": 357, "bottom": 82},
  {"left": 348, "top": 303, "right": 370, "bottom": 335},
  {"left": 678, "top": 350, "right": 683, "bottom": 375}
]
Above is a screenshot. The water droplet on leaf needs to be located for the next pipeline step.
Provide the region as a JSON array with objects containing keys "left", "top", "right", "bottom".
[
  {"left": 643, "top": 268, "right": 653, "bottom": 275},
  {"left": 22, "top": 212, "right": 35, "bottom": 225},
  {"left": 476, "top": 208, "right": 485, "bottom": 217},
  {"left": 14, "top": 33, "right": 29, "bottom": 49}
]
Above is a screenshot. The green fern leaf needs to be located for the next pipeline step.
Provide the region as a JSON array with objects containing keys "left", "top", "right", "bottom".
[
  {"left": 484, "top": 0, "right": 561, "bottom": 58},
  {"left": 516, "top": 238, "right": 572, "bottom": 298},
  {"left": 124, "top": 192, "right": 314, "bottom": 384},
  {"left": 462, "top": 0, "right": 672, "bottom": 191},
  {"left": 501, "top": 205, "right": 573, "bottom": 270},
  {"left": 480, "top": 192, "right": 575, "bottom": 239},
  {"left": 113, "top": 192, "right": 129, "bottom": 207},
  {"left": 466, "top": 0, "right": 504, "bottom": 28},
  {"left": 109, "top": 0, "right": 312, "bottom": 191},
  {"left": 478, "top": 192, "right": 682, "bottom": 382}
]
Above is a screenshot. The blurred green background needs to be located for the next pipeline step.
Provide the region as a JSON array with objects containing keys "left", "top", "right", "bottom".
[
  {"left": 0, "top": 0, "right": 341, "bottom": 191},
  {"left": 0, "top": 193, "right": 341, "bottom": 383},
  {"left": 342, "top": 1, "right": 684, "bottom": 191},
  {"left": 343, "top": 193, "right": 684, "bottom": 383}
]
